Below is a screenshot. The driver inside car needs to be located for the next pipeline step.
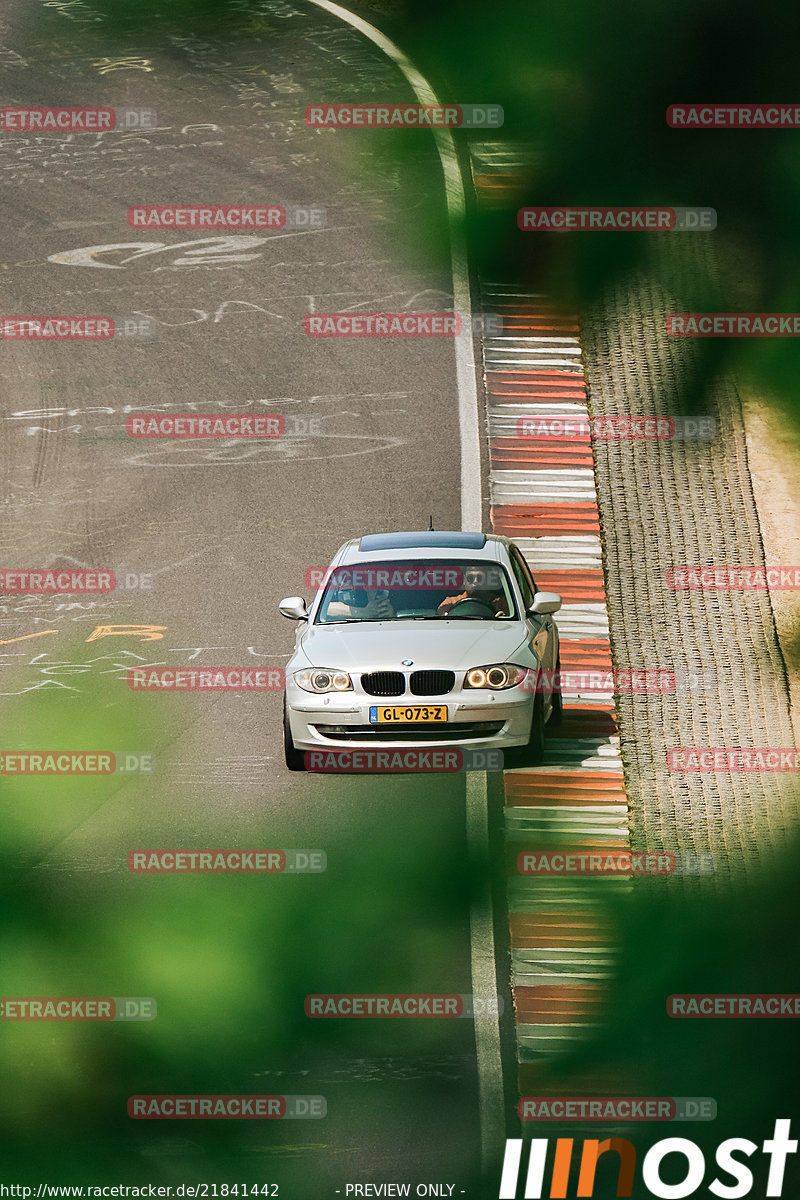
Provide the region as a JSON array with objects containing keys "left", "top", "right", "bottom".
[
  {"left": 436, "top": 567, "right": 509, "bottom": 617},
  {"left": 325, "top": 588, "right": 396, "bottom": 621}
]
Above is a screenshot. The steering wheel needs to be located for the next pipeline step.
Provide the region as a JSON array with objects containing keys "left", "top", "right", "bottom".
[{"left": 444, "top": 598, "right": 496, "bottom": 617}]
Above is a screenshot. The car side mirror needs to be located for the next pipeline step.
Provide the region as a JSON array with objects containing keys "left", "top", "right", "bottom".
[
  {"left": 527, "top": 591, "right": 562, "bottom": 616},
  {"left": 279, "top": 596, "right": 309, "bottom": 621}
]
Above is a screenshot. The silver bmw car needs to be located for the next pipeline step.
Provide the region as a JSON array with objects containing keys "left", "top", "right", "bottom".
[{"left": 279, "top": 531, "right": 562, "bottom": 771}]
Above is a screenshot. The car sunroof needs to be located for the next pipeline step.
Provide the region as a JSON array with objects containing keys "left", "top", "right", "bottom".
[{"left": 358, "top": 531, "right": 487, "bottom": 552}]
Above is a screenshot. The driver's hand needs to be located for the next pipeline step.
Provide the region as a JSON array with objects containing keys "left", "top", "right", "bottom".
[{"left": 374, "top": 595, "right": 395, "bottom": 619}]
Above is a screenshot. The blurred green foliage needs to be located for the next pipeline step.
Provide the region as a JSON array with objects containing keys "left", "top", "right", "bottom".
[
  {"left": 391, "top": 0, "right": 800, "bottom": 425},
  {"left": 0, "top": 644, "right": 481, "bottom": 1183}
]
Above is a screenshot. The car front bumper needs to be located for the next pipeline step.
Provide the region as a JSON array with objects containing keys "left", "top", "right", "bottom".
[{"left": 285, "top": 683, "right": 534, "bottom": 754}]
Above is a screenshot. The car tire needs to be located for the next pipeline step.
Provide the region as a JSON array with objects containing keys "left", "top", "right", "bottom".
[
  {"left": 283, "top": 698, "right": 306, "bottom": 772},
  {"left": 506, "top": 691, "right": 545, "bottom": 770},
  {"left": 550, "top": 653, "right": 564, "bottom": 726},
  {"left": 527, "top": 691, "right": 546, "bottom": 766}
]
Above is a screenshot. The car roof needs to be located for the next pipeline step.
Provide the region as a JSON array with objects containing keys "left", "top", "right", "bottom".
[
  {"left": 332, "top": 531, "right": 512, "bottom": 565},
  {"left": 360, "top": 531, "right": 486, "bottom": 552}
]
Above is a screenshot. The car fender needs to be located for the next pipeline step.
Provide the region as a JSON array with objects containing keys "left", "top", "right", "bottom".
[{"left": 508, "top": 639, "right": 541, "bottom": 673}]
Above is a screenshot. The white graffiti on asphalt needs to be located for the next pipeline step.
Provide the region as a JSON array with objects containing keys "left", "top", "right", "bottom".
[
  {"left": 48, "top": 236, "right": 272, "bottom": 270},
  {"left": 92, "top": 56, "right": 154, "bottom": 74},
  {"left": 0, "top": 644, "right": 287, "bottom": 694}
]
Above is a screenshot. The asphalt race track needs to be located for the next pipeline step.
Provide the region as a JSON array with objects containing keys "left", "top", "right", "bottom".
[{"left": 0, "top": 2, "right": 492, "bottom": 1189}]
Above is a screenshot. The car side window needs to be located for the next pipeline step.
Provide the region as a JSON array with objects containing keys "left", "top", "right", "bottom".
[
  {"left": 509, "top": 550, "right": 535, "bottom": 611},
  {"left": 517, "top": 550, "right": 538, "bottom": 598}
]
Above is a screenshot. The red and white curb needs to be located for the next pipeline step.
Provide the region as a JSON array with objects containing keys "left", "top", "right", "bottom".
[
  {"left": 469, "top": 142, "right": 536, "bottom": 206},
  {"left": 481, "top": 284, "right": 632, "bottom": 1086}
]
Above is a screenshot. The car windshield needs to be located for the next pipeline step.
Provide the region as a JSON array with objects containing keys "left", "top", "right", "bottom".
[{"left": 314, "top": 559, "right": 519, "bottom": 624}]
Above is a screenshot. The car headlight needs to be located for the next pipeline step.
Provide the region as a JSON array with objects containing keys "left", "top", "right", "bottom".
[
  {"left": 463, "top": 663, "right": 528, "bottom": 690},
  {"left": 294, "top": 668, "right": 353, "bottom": 693}
]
